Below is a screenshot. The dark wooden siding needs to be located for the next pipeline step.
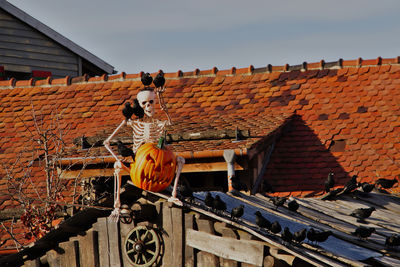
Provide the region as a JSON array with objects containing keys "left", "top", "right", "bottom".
[{"left": 0, "top": 9, "right": 79, "bottom": 78}]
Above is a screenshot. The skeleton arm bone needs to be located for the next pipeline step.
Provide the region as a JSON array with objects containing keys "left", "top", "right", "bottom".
[
  {"left": 156, "top": 86, "right": 172, "bottom": 125},
  {"left": 104, "top": 120, "right": 126, "bottom": 160},
  {"left": 103, "top": 120, "right": 130, "bottom": 173}
]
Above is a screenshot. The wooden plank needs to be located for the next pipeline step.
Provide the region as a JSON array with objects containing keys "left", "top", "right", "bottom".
[
  {"left": 197, "top": 251, "right": 219, "bottom": 267},
  {"left": 0, "top": 34, "right": 63, "bottom": 49},
  {"left": 182, "top": 161, "right": 243, "bottom": 173},
  {"left": 269, "top": 248, "right": 296, "bottom": 266},
  {"left": 59, "top": 168, "right": 128, "bottom": 179},
  {"left": 92, "top": 218, "right": 110, "bottom": 267},
  {"left": 59, "top": 240, "right": 79, "bottom": 267},
  {"left": 0, "top": 27, "right": 56, "bottom": 41},
  {"left": 196, "top": 216, "right": 215, "bottom": 234},
  {"left": 59, "top": 161, "right": 244, "bottom": 179},
  {"left": 304, "top": 197, "right": 398, "bottom": 238},
  {"left": 0, "top": 55, "right": 77, "bottom": 71},
  {"left": 184, "top": 212, "right": 196, "bottom": 267},
  {"left": 0, "top": 62, "right": 77, "bottom": 78},
  {"left": 22, "top": 259, "right": 40, "bottom": 267},
  {"left": 219, "top": 226, "right": 238, "bottom": 267},
  {"left": 46, "top": 249, "right": 61, "bottom": 267},
  {"left": 107, "top": 220, "right": 122, "bottom": 266},
  {"left": 162, "top": 203, "right": 173, "bottom": 267},
  {"left": 353, "top": 192, "right": 400, "bottom": 215},
  {"left": 294, "top": 198, "right": 400, "bottom": 258},
  {"left": 77, "top": 230, "right": 99, "bottom": 267},
  {"left": 0, "top": 48, "right": 77, "bottom": 64},
  {"left": 187, "top": 229, "right": 264, "bottom": 266},
  {"left": 333, "top": 197, "right": 400, "bottom": 234},
  {"left": 172, "top": 206, "right": 184, "bottom": 267},
  {"left": 263, "top": 255, "right": 282, "bottom": 267}
]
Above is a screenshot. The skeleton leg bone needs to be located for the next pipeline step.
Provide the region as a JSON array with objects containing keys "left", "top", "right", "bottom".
[
  {"left": 109, "top": 161, "right": 123, "bottom": 222},
  {"left": 168, "top": 156, "right": 185, "bottom": 206}
]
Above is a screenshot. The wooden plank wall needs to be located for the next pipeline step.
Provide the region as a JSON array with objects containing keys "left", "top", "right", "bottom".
[
  {"left": 21, "top": 200, "right": 309, "bottom": 267},
  {"left": 0, "top": 9, "right": 79, "bottom": 78}
]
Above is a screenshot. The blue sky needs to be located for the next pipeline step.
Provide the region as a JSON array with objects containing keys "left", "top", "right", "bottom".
[{"left": 7, "top": 0, "right": 400, "bottom": 74}]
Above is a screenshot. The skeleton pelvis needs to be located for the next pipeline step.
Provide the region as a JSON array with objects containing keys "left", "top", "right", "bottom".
[{"left": 130, "top": 142, "right": 177, "bottom": 192}]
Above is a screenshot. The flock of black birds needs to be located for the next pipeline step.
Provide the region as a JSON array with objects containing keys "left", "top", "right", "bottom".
[
  {"left": 323, "top": 172, "right": 400, "bottom": 245},
  {"left": 322, "top": 172, "right": 398, "bottom": 200},
  {"left": 203, "top": 192, "right": 335, "bottom": 246},
  {"left": 201, "top": 172, "right": 400, "bottom": 250}
]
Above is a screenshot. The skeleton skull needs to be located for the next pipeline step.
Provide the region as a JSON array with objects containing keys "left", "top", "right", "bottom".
[{"left": 137, "top": 89, "right": 155, "bottom": 117}]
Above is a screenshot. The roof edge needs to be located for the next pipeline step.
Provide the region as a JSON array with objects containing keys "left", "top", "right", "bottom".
[{"left": 1, "top": 56, "right": 399, "bottom": 90}]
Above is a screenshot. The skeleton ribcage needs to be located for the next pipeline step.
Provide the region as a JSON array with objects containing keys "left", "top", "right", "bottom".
[{"left": 128, "top": 119, "right": 167, "bottom": 152}]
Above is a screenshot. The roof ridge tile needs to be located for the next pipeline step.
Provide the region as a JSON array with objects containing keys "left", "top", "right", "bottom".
[{"left": 1, "top": 56, "right": 400, "bottom": 90}]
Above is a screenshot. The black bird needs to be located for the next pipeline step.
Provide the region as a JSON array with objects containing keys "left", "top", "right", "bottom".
[
  {"left": 325, "top": 172, "right": 335, "bottom": 193},
  {"left": 153, "top": 72, "right": 165, "bottom": 88},
  {"left": 141, "top": 72, "right": 153, "bottom": 86},
  {"left": 122, "top": 102, "right": 135, "bottom": 120},
  {"left": 213, "top": 195, "right": 227, "bottom": 212},
  {"left": 360, "top": 182, "right": 375, "bottom": 193},
  {"left": 376, "top": 178, "right": 398, "bottom": 189},
  {"left": 231, "top": 177, "right": 248, "bottom": 192},
  {"left": 117, "top": 141, "right": 135, "bottom": 161},
  {"left": 386, "top": 234, "right": 400, "bottom": 247},
  {"left": 341, "top": 175, "right": 358, "bottom": 194},
  {"left": 350, "top": 207, "right": 375, "bottom": 221},
  {"left": 321, "top": 187, "right": 343, "bottom": 200},
  {"left": 314, "top": 230, "right": 332, "bottom": 243},
  {"left": 293, "top": 229, "right": 307, "bottom": 243},
  {"left": 270, "top": 221, "right": 282, "bottom": 234},
  {"left": 281, "top": 227, "right": 293, "bottom": 243},
  {"left": 307, "top": 228, "right": 317, "bottom": 244},
  {"left": 287, "top": 199, "right": 299, "bottom": 212},
  {"left": 254, "top": 211, "right": 271, "bottom": 230},
  {"left": 132, "top": 98, "right": 145, "bottom": 119},
  {"left": 231, "top": 205, "right": 244, "bottom": 220},
  {"left": 179, "top": 179, "right": 194, "bottom": 202},
  {"left": 352, "top": 226, "right": 375, "bottom": 239},
  {"left": 204, "top": 192, "right": 214, "bottom": 210},
  {"left": 271, "top": 197, "right": 287, "bottom": 210}
]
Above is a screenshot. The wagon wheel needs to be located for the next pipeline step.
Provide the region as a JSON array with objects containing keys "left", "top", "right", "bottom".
[{"left": 124, "top": 225, "right": 161, "bottom": 267}]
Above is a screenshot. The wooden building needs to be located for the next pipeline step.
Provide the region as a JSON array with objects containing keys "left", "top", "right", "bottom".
[
  {"left": 0, "top": 56, "right": 400, "bottom": 265},
  {"left": 2, "top": 183, "right": 400, "bottom": 267},
  {"left": 0, "top": 0, "right": 114, "bottom": 80}
]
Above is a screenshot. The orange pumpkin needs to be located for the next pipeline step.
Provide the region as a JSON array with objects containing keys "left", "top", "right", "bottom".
[{"left": 130, "top": 138, "right": 176, "bottom": 192}]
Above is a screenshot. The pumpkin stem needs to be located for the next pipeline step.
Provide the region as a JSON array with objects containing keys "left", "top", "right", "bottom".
[{"left": 157, "top": 137, "right": 165, "bottom": 149}]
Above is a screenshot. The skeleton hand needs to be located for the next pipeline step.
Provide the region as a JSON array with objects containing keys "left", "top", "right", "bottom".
[
  {"left": 103, "top": 139, "right": 110, "bottom": 147},
  {"left": 114, "top": 160, "right": 123, "bottom": 170},
  {"left": 155, "top": 86, "right": 166, "bottom": 94}
]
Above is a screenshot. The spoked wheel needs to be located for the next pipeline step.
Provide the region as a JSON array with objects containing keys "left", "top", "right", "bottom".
[{"left": 124, "top": 225, "right": 161, "bottom": 267}]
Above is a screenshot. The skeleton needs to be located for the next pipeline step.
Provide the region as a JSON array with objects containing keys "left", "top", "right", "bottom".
[{"left": 104, "top": 86, "right": 185, "bottom": 221}]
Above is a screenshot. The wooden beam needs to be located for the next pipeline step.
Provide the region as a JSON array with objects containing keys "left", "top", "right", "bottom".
[
  {"left": 186, "top": 229, "right": 264, "bottom": 266},
  {"left": 183, "top": 162, "right": 243, "bottom": 173},
  {"left": 59, "top": 162, "right": 244, "bottom": 179}
]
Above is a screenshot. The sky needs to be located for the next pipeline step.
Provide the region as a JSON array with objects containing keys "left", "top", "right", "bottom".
[{"left": 7, "top": 0, "right": 400, "bottom": 74}]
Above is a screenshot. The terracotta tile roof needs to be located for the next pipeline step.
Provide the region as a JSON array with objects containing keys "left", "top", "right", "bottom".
[{"left": 0, "top": 57, "right": 399, "bottom": 217}]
